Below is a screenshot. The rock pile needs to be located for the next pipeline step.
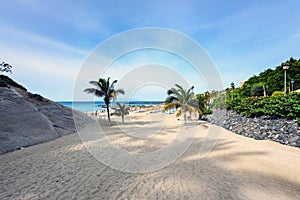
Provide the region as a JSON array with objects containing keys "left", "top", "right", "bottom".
[{"left": 204, "top": 109, "right": 300, "bottom": 148}]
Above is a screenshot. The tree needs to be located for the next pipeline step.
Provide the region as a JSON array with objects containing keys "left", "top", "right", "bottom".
[
  {"left": 251, "top": 83, "right": 265, "bottom": 96},
  {"left": 195, "top": 93, "right": 207, "bottom": 117},
  {"left": 163, "top": 84, "right": 199, "bottom": 124},
  {"left": 0, "top": 62, "right": 12, "bottom": 74},
  {"left": 113, "top": 103, "right": 130, "bottom": 125},
  {"left": 84, "top": 77, "right": 125, "bottom": 125},
  {"left": 238, "top": 58, "right": 300, "bottom": 97}
]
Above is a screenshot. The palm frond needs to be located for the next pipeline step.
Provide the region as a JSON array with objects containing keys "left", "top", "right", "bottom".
[
  {"left": 163, "top": 102, "right": 180, "bottom": 112},
  {"left": 176, "top": 108, "right": 182, "bottom": 118},
  {"left": 174, "top": 84, "right": 184, "bottom": 91},
  {"left": 83, "top": 88, "right": 105, "bottom": 97},
  {"left": 89, "top": 81, "right": 101, "bottom": 88},
  {"left": 187, "top": 86, "right": 194, "bottom": 95},
  {"left": 83, "top": 88, "right": 96, "bottom": 93},
  {"left": 169, "top": 88, "right": 181, "bottom": 99},
  {"left": 165, "top": 96, "right": 177, "bottom": 103},
  {"left": 167, "top": 89, "right": 174, "bottom": 95},
  {"left": 98, "top": 78, "right": 108, "bottom": 91},
  {"left": 110, "top": 79, "right": 118, "bottom": 88},
  {"left": 115, "top": 89, "right": 125, "bottom": 95}
]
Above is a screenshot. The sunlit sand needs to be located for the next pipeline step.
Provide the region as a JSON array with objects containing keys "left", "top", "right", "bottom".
[{"left": 1, "top": 112, "right": 299, "bottom": 199}]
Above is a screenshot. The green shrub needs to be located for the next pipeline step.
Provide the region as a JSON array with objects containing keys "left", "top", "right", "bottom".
[
  {"left": 203, "top": 109, "right": 213, "bottom": 115},
  {"left": 272, "top": 91, "right": 284, "bottom": 96},
  {"left": 251, "top": 84, "right": 264, "bottom": 96},
  {"left": 228, "top": 93, "right": 300, "bottom": 120}
]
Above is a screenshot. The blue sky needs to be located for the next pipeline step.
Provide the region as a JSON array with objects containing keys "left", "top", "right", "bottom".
[{"left": 1, "top": 0, "right": 300, "bottom": 101}]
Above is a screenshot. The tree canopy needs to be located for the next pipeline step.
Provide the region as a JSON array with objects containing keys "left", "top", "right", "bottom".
[
  {"left": 163, "top": 84, "right": 199, "bottom": 124},
  {"left": 238, "top": 58, "right": 300, "bottom": 97},
  {"left": 0, "top": 62, "right": 12, "bottom": 74},
  {"left": 84, "top": 77, "right": 125, "bottom": 125}
]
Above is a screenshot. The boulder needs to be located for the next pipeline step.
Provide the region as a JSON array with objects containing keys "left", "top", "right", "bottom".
[{"left": 0, "top": 85, "right": 94, "bottom": 154}]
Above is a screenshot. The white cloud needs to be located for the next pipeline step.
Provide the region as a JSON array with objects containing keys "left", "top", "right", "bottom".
[
  {"left": 0, "top": 26, "right": 90, "bottom": 100},
  {"left": 0, "top": 27, "right": 88, "bottom": 56}
]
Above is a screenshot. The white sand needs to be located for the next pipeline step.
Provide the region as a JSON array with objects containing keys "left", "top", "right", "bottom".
[{"left": 0, "top": 113, "right": 300, "bottom": 199}]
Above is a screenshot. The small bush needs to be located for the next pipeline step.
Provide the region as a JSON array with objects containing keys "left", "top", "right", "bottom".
[
  {"left": 203, "top": 109, "right": 213, "bottom": 115},
  {"left": 272, "top": 91, "right": 284, "bottom": 96}
]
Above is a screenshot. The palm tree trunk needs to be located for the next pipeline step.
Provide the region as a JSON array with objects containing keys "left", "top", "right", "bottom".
[
  {"left": 184, "top": 112, "right": 187, "bottom": 124},
  {"left": 263, "top": 85, "right": 267, "bottom": 97},
  {"left": 122, "top": 115, "right": 124, "bottom": 125},
  {"left": 106, "top": 103, "right": 111, "bottom": 125}
]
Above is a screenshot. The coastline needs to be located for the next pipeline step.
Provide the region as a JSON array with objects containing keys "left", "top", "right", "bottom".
[{"left": 57, "top": 101, "right": 165, "bottom": 113}]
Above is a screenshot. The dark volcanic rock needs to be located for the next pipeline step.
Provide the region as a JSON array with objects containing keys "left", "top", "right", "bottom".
[
  {"left": 204, "top": 109, "right": 300, "bottom": 148},
  {"left": 0, "top": 85, "right": 94, "bottom": 154},
  {"left": 296, "top": 139, "right": 300, "bottom": 148}
]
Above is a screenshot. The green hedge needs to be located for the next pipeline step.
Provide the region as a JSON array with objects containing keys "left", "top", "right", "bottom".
[{"left": 227, "top": 93, "right": 300, "bottom": 120}]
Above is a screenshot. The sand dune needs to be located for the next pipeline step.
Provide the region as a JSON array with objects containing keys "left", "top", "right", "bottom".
[{"left": 0, "top": 113, "right": 299, "bottom": 199}]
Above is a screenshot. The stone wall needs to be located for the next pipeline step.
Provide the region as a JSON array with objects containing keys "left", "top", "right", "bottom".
[{"left": 204, "top": 109, "right": 300, "bottom": 148}]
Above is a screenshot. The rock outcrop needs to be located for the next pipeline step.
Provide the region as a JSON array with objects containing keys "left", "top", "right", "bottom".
[
  {"left": 0, "top": 75, "right": 94, "bottom": 154},
  {"left": 204, "top": 109, "right": 300, "bottom": 148}
]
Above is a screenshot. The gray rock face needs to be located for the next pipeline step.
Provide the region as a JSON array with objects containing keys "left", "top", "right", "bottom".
[
  {"left": 204, "top": 109, "right": 300, "bottom": 148},
  {"left": 0, "top": 86, "right": 94, "bottom": 154}
]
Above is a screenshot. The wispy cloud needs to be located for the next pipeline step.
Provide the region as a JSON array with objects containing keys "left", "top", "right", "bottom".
[
  {"left": 1, "top": 0, "right": 300, "bottom": 100},
  {"left": 0, "top": 26, "right": 88, "bottom": 56}
]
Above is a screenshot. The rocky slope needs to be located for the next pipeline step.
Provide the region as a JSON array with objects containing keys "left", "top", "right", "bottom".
[{"left": 0, "top": 75, "right": 94, "bottom": 154}]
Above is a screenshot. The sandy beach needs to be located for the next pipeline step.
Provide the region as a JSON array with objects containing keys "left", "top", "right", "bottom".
[{"left": 1, "top": 112, "right": 300, "bottom": 200}]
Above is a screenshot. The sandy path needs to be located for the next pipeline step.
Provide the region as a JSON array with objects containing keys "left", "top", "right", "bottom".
[{"left": 0, "top": 113, "right": 300, "bottom": 199}]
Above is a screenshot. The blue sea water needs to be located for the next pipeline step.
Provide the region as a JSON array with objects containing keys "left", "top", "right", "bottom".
[{"left": 57, "top": 101, "right": 164, "bottom": 113}]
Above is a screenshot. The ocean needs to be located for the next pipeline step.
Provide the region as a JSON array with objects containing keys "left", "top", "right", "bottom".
[{"left": 57, "top": 101, "right": 164, "bottom": 113}]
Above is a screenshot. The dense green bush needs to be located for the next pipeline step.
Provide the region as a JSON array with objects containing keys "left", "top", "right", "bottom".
[
  {"left": 227, "top": 93, "right": 300, "bottom": 119},
  {"left": 251, "top": 83, "right": 264, "bottom": 96}
]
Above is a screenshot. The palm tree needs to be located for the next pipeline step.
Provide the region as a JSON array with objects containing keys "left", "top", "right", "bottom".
[
  {"left": 84, "top": 77, "right": 125, "bottom": 125},
  {"left": 195, "top": 93, "right": 206, "bottom": 118},
  {"left": 113, "top": 102, "right": 130, "bottom": 125},
  {"left": 163, "top": 84, "right": 199, "bottom": 124}
]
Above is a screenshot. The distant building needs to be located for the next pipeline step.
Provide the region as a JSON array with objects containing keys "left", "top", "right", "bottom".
[{"left": 240, "top": 81, "right": 245, "bottom": 88}]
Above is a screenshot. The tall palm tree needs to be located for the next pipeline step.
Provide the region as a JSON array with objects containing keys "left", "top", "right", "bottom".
[
  {"left": 113, "top": 103, "right": 130, "bottom": 125},
  {"left": 84, "top": 77, "right": 125, "bottom": 125},
  {"left": 163, "top": 84, "right": 199, "bottom": 124}
]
